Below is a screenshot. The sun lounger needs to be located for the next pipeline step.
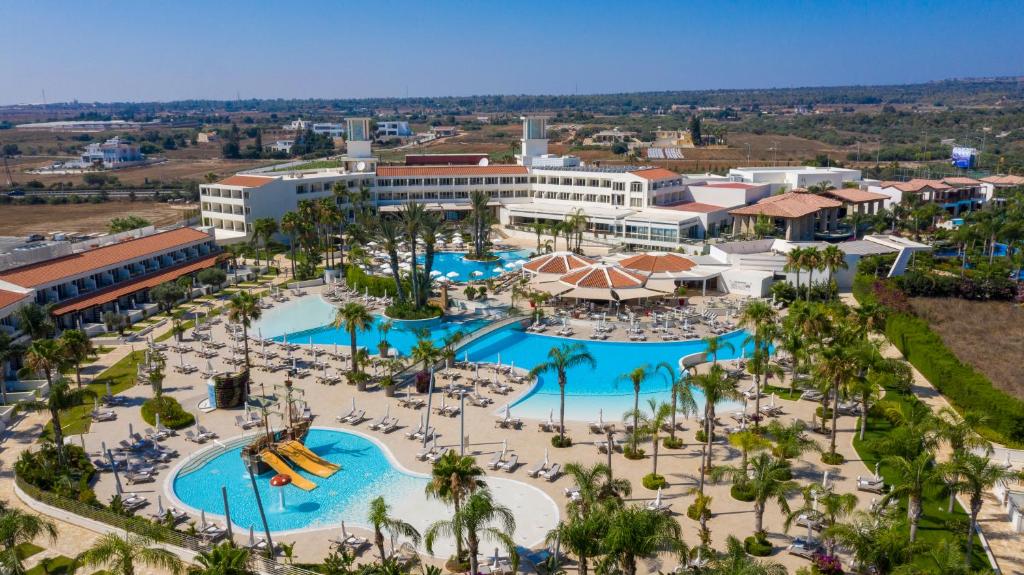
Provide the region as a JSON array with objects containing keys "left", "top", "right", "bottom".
[
  {"left": 185, "top": 430, "right": 206, "bottom": 444},
  {"left": 197, "top": 426, "right": 217, "bottom": 441},
  {"left": 347, "top": 410, "right": 367, "bottom": 425},
  {"left": 91, "top": 409, "right": 117, "bottom": 422},
  {"left": 488, "top": 451, "right": 504, "bottom": 470},
  {"left": 647, "top": 499, "right": 672, "bottom": 513},
  {"left": 120, "top": 492, "right": 147, "bottom": 511},
  {"left": 235, "top": 415, "right": 258, "bottom": 429},
  {"left": 126, "top": 470, "right": 155, "bottom": 484},
  {"left": 500, "top": 454, "right": 519, "bottom": 472},
  {"left": 381, "top": 418, "right": 400, "bottom": 433},
  {"left": 368, "top": 414, "right": 389, "bottom": 430},
  {"left": 404, "top": 424, "right": 423, "bottom": 439},
  {"left": 416, "top": 444, "right": 438, "bottom": 461},
  {"left": 527, "top": 460, "right": 547, "bottom": 478},
  {"left": 857, "top": 476, "right": 885, "bottom": 493},
  {"left": 416, "top": 426, "right": 434, "bottom": 441},
  {"left": 542, "top": 463, "right": 561, "bottom": 481},
  {"left": 800, "top": 390, "right": 824, "bottom": 402},
  {"left": 787, "top": 536, "right": 820, "bottom": 559},
  {"left": 144, "top": 427, "right": 169, "bottom": 441},
  {"left": 335, "top": 407, "right": 356, "bottom": 423}
]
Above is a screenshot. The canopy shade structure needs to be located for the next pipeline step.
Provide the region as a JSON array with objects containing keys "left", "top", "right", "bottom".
[
  {"left": 522, "top": 251, "right": 596, "bottom": 281},
  {"left": 618, "top": 252, "right": 697, "bottom": 276},
  {"left": 534, "top": 263, "right": 667, "bottom": 301}
]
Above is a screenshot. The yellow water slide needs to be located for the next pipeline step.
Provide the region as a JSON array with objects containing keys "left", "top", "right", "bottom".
[
  {"left": 259, "top": 451, "right": 317, "bottom": 491},
  {"left": 276, "top": 440, "right": 340, "bottom": 478}
]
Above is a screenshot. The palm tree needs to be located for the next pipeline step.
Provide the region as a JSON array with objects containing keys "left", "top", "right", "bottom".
[
  {"left": 280, "top": 211, "right": 302, "bottom": 277},
  {"left": 425, "top": 489, "right": 516, "bottom": 575},
  {"left": 377, "top": 216, "right": 407, "bottom": 302},
  {"left": 702, "top": 335, "right": 735, "bottom": 365},
  {"left": 530, "top": 221, "right": 545, "bottom": 253},
  {"left": 739, "top": 300, "right": 777, "bottom": 425},
  {"left": 784, "top": 246, "right": 807, "bottom": 294},
  {"left": 76, "top": 532, "right": 184, "bottom": 575},
  {"left": 718, "top": 453, "right": 797, "bottom": 537},
  {"left": 655, "top": 361, "right": 698, "bottom": 445},
  {"left": 882, "top": 451, "right": 945, "bottom": 542},
  {"left": 690, "top": 364, "right": 739, "bottom": 490},
  {"left": 765, "top": 419, "right": 820, "bottom": 461},
  {"left": 15, "top": 303, "right": 54, "bottom": 340},
  {"left": 190, "top": 542, "right": 250, "bottom": 575},
  {"left": 467, "top": 190, "right": 492, "bottom": 260},
  {"left": 18, "top": 342, "right": 94, "bottom": 465},
  {"left": 59, "top": 329, "right": 94, "bottom": 388},
  {"left": 636, "top": 400, "right": 672, "bottom": 480},
  {"left": 710, "top": 535, "right": 787, "bottom": 575},
  {"left": 728, "top": 430, "right": 770, "bottom": 477},
  {"left": 227, "top": 291, "right": 261, "bottom": 377},
  {"left": 529, "top": 343, "right": 596, "bottom": 445},
  {"left": 824, "top": 512, "right": 922, "bottom": 574},
  {"left": 253, "top": 217, "right": 279, "bottom": 271},
  {"left": 547, "top": 513, "right": 605, "bottom": 575},
  {"left": 617, "top": 366, "right": 651, "bottom": 455},
  {"left": 0, "top": 508, "right": 57, "bottom": 575},
  {"left": 400, "top": 202, "right": 425, "bottom": 306},
  {"left": 947, "top": 452, "right": 1023, "bottom": 558},
  {"left": 799, "top": 248, "right": 821, "bottom": 300},
  {"left": 424, "top": 450, "right": 486, "bottom": 561},
  {"left": 814, "top": 332, "right": 862, "bottom": 459},
  {"left": 784, "top": 487, "right": 857, "bottom": 555},
  {"left": 819, "top": 244, "right": 848, "bottom": 299},
  {"left": 334, "top": 302, "right": 373, "bottom": 375},
  {"left": 562, "top": 462, "right": 631, "bottom": 516},
  {"left": 599, "top": 505, "right": 683, "bottom": 575},
  {"left": 935, "top": 407, "right": 991, "bottom": 455},
  {"left": 0, "top": 332, "right": 17, "bottom": 404},
  {"left": 368, "top": 496, "right": 421, "bottom": 561}
]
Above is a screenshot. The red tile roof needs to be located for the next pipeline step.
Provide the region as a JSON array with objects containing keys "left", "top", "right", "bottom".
[
  {"left": 377, "top": 165, "right": 527, "bottom": 177},
  {"left": 657, "top": 202, "right": 733, "bottom": 213},
  {"left": 559, "top": 264, "right": 646, "bottom": 289},
  {"left": 825, "top": 188, "right": 889, "bottom": 203},
  {"left": 523, "top": 252, "right": 595, "bottom": 275},
  {"left": 0, "top": 228, "right": 212, "bottom": 288},
  {"left": 618, "top": 253, "right": 697, "bottom": 274},
  {"left": 942, "top": 176, "right": 982, "bottom": 186},
  {"left": 729, "top": 192, "right": 841, "bottom": 219},
  {"left": 0, "top": 289, "right": 30, "bottom": 310},
  {"left": 215, "top": 175, "right": 275, "bottom": 187},
  {"left": 879, "top": 179, "right": 952, "bottom": 193},
  {"left": 980, "top": 175, "right": 1024, "bottom": 186},
  {"left": 50, "top": 254, "right": 221, "bottom": 316},
  {"left": 630, "top": 168, "right": 680, "bottom": 181}
]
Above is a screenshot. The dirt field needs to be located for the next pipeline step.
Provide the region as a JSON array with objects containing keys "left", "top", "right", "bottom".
[
  {"left": 0, "top": 201, "right": 192, "bottom": 236},
  {"left": 909, "top": 297, "right": 1024, "bottom": 401}
]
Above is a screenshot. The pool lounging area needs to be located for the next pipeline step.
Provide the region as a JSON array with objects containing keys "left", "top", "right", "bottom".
[
  {"left": 459, "top": 324, "right": 753, "bottom": 421},
  {"left": 169, "top": 428, "right": 558, "bottom": 556}
]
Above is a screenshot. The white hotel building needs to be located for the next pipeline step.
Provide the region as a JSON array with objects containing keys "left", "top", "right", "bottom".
[{"left": 202, "top": 118, "right": 862, "bottom": 252}]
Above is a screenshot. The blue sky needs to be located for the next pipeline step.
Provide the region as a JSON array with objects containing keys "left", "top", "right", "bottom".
[{"left": 1, "top": 0, "right": 1022, "bottom": 104}]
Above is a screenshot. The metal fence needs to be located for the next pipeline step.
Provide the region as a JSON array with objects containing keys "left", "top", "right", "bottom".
[{"left": 15, "top": 474, "right": 319, "bottom": 575}]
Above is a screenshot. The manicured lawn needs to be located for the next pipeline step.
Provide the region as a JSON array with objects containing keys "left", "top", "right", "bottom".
[
  {"left": 852, "top": 385, "right": 988, "bottom": 570},
  {"left": 25, "top": 555, "right": 74, "bottom": 575},
  {"left": 40, "top": 351, "right": 144, "bottom": 442},
  {"left": 15, "top": 542, "right": 43, "bottom": 560}
]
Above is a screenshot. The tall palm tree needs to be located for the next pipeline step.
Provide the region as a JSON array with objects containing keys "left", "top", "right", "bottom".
[
  {"left": 819, "top": 244, "right": 848, "bottom": 299},
  {"left": 0, "top": 508, "right": 57, "bottom": 575},
  {"left": 690, "top": 364, "right": 739, "bottom": 491},
  {"left": 467, "top": 190, "right": 492, "bottom": 260},
  {"left": 529, "top": 343, "right": 596, "bottom": 444},
  {"left": 530, "top": 221, "right": 545, "bottom": 253},
  {"left": 227, "top": 291, "right": 261, "bottom": 376},
  {"left": 814, "top": 331, "right": 862, "bottom": 459},
  {"left": 368, "top": 496, "right": 421, "bottom": 561},
  {"left": 547, "top": 513, "right": 606, "bottom": 575},
  {"left": 702, "top": 335, "right": 734, "bottom": 365},
  {"left": 424, "top": 450, "right": 486, "bottom": 561},
  {"left": 15, "top": 303, "right": 54, "bottom": 340},
  {"left": 727, "top": 430, "right": 770, "bottom": 477},
  {"left": 400, "top": 202, "right": 425, "bottom": 306},
  {"left": 723, "top": 453, "right": 798, "bottom": 538},
  {"left": 190, "top": 542, "right": 250, "bottom": 575},
  {"left": 425, "top": 489, "right": 516, "bottom": 575},
  {"left": 18, "top": 341, "right": 94, "bottom": 465},
  {"left": 784, "top": 246, "right": 807, "bottom": 295},
  {"left": 799, "top": 248, "right": 821, "bottom": 301},
  {"left": 599, "top": 505, "right": 683, "bottom": 575},
  {"left": 640, "top": 400, "right": 672, "bottom": 479},
  {"left": 655, "top": 361, "right": 698, "bottom": 445},
  {"left": 377, "top": 216, "right": 406, "bottom": 302},
  {"left": 253, "top": 217, "right": 279, "bottom": 271},
  {"left": 76, "top": 532, "right": 184, "bottom": 575},
  {"left": 58, "top": 329, "right": 94, "bottom": 388},
  {"left": 947, "top": 452, "right": 1023, "bottom": 558},
  {"left": 562, "top": 462, "right": 632, "bottom": 516},
  {"left": 617, "top": 366, "right": 651, "bottom": 455},
  {"left": 333, "top": 302, "right": 373, "bottom": 374},
  {"left": 824, "top": 512, "right": 922, "bottom": 574},
  {"left": 935, "top": 407, "right": 991, "bottom": 455},
  {"left": 280, "top": 211, "right": 302, "bottom": 277},
  {"left": 882, "top": 451, "right": 945, "bottom": 542},
  {"left": 739, "top": 300, "right": 778, "bottom": 425},
  {"left": 710, "top": 535, "right": 787, "bottom": 575}
]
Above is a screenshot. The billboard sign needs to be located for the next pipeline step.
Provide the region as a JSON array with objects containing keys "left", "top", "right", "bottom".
[{"left": 951, "top": 147, "right": 977, "bottom": 169}]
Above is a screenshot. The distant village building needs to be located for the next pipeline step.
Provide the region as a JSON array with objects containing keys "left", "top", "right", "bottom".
[
  {"left": 591, "top": 128, "right": 636, "bottom": 145},
  {"left": 78, "top": 137, "right": 144, "bottom": 168},
  {"left": 196, "top": 131, "right": 219, "bottom": 143},
  {"left": 430, "top": 126, "right": 458, "bottom": 137},
  {"left": 376, "top": 121, "right": 413, "bottom": 138}
]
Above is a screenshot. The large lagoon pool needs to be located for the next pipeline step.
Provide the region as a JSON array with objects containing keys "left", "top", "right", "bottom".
[
  {"left": 421, "top": 249, "right": 532, "bottom": 281},
  {"left": 252, "top": 295, "right": 488, "bottom": 356},
  {"left": 171, "top": 428, "right": 557, "bottom": 553},
  {"left": 459, "top": 325, "right": 753, "bottom": 421}
]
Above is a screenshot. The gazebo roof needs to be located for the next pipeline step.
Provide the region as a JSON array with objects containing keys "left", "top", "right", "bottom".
[
  {"left": 559, "top": 263, "right": 647, "bottom": 289},
  {"left": 522, "top": 251, "right": 595, "bottom": 275},
  {"left": 618, "top": 252, "right": 698, "bottom": 275}
]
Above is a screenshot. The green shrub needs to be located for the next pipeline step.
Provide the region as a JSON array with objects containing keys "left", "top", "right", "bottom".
[
  {"left": 141, "top": 396, "right": 195, "bottom": 429},
  {"left": 345, "top": 266, "right": 404, "bottom": 298},
  {"left": 551, "top": 435, "right": 573, "bottom": 448},
  {"left": 15, "top": 444, "right": 95, "bottom": 503},
  {"left": 623, "top": 446, "right": 645, "bottom": 460},
  {"left": 663, "top": 436, "right": 684, "bottom": 449},
  {"left": 821, "top": 452, "right": 846, "bottom": 465},
  {"left": 815, "top": 406, "right": 834, "bottom": 420},
  {"left": 384, "top": 301, "right": 442, "bottom": 320},
  {"left": 744, "top": 534, "right": 772, "bottom": 556},
  {"left": 730, "top": 482, "right": 756, "bottom": 502},
  {"left": 642, "top": 473, "right": 667, "bottom": 490}
]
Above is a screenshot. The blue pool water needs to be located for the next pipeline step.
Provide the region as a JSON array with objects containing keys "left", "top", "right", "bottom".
[
  {"left": 421, "top": 249, "right": 532, "bottom": 281},
  {"left": 459, "top": 325, "right": 754, "bottom": 421},
  {"left": 252, "top": 295, "right": 489, "bottom": 356},
  {"left": 172, "top": 429, "right": 426, "bottom": 533}
]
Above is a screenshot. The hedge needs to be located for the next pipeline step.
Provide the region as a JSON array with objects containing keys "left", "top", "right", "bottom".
[
  {"left": 854, "top": 272, "right": 1024, "bottom": 446},
  {"left": 141, "top": 396, "right": 195, "bottom": 429},
  {"left": 345, "top": 266, "right": 404, "bottom": 298}
]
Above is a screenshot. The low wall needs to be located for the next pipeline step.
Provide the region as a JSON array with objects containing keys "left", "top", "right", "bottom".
[{"left": 287, "top": 278, "right": 325, "bottom": 289}]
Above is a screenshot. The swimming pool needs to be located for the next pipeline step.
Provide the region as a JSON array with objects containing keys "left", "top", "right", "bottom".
[
  {"left": 252, "top": 295, "right": 489, "bottom": 356},
  {"left": 170, "top": 428, "right": 558, "bottom": 553},
  {"left": 459, "top": 324, "right": 753, "bottom": 421},
  {"left": 422, "top": 249, "right": 532, "bottom": 281}
]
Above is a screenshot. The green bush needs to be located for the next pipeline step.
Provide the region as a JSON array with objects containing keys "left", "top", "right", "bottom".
[
  {"left": 730, "top": 482, "right": 756, "bottom": 502},
  {"left": 815, "top": 406, "right": 834, "bottom": 420},
  {"left": 744, "top": 534, "right": 772, "bottom": 556},
  {"left": 384, "top": 301, "right": 442, "bottom": 320},
  {"left": 821, "top": 452, "right": 846, "bottom": 465},
  {"left": 345, "top": 266, "right": 403, "bottom": 298},
  {"left": 551, "top": 435, "right": 573, "bottom": 448},
  {"left": 15, "top": 444, "right": 95, "bottom": 504},
  {"left": 623, "top": 446, "right": 645, "bottom": 460},
  {"left": 663, "top": 436, "right": 684, "bottom": 449},
  {"left": 141, "top": 396, "right": 195, "bottom": 429},
  {"left": 642, "top": 473, "right": 667, "bottom": 490}
]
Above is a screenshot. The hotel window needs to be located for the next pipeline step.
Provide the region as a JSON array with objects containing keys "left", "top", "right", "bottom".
[
  {"left": 630, "top": 182, "right": 643, "bottom": 192},
  {"left": 515, "top": 177, "right": 527, "bottom": 184},
  {"left": 439, "top": 178, "right": 452, "bottom": 185},
  {"left": 530, "top": 176, "right": 538, "bottom": 183},
  {"left": 601, "top": 180, "right": 611, "bottom": 188},
  {"left": 585, "top": 194, "right": 596, "bottom": 202},
  {"left": 424, "top": 178, "right": 438, "bottom": 185},
  {"left": 588, "top": 179, "right": 599, "bottom": 187},
  {"left": 574, "top": 179, "right": 585, "bottom": 186},
  {"left": 410, "top": 179, "right": 423, "bottom": 186},
  {"left": 629, "top": 198, "right": 643, "bottom": 207},
  {"left": 485, "top": 177, "right": 498, "bottom": 185},
  {"left": 378, "top": 179, "right": 390, "bottom": 186},
  {"left": 561, "top": 178, "right": 572, "bottom": 186},
  {"left": 296, "top": 184, "right": 307, "bottom": 194},
  {"left": 394, "top": 179, "right": 407, "bottom": 186},
  {"left": 500, "top": 177, "right": 513, "bottom": 184},
  {"left": 515, "top": 190, "right": 529, "bottom": 197},
  {"left": 613, "top": 182, "right": 625, "bottom": 191},
  {"left": 470, "top": 178, "right": 483, "bottom": 185}
]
